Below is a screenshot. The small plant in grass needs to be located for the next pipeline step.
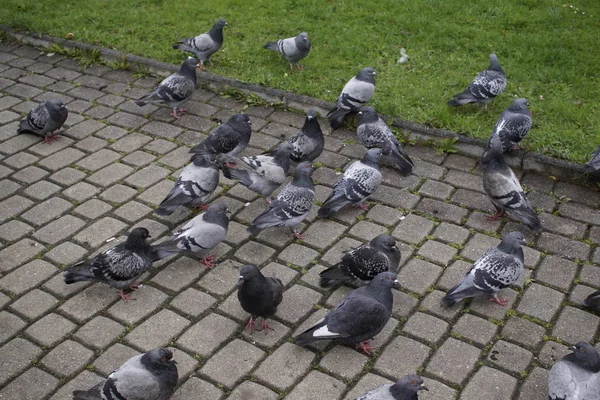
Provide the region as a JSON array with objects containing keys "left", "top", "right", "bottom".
[{"left": 432, "top": 137, "right": 459, "bottom": 155}]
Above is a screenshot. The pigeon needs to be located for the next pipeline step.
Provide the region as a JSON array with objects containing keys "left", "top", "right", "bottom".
[
  {"left": 247, "top": 161, "right": 315, "bottom": 239},
  {"left": 172, "top": 18, "right": 227, "bottom": 69},
  {"left": 151, "top": 202, "right": 229, "bottom": 268},
  {"left": 287, "top": 109, "right": 324, "bottom": 163},
  {"left": 17, "top": 99, "right": 68, "bottom": 144},
  {"left": 447, "top": 53, "right": 506, "bottom": 106},
  {"left": 72, "top": 348, "right": 178, "bottom": 400},
  {"left": 481, "top": 133, "right": 542, "bottom": 232},
  {"left": 319, "top": 234, "right": 401, "bottom": 288},
  {"left": 441, "top": 231, "right": 526, "bottom": 306},
  {"left": 548, "top": 342, "right": 600, "bottom": 400},
  {"left": 490, "top": 98, "right": 532, "bottom": 152},
  {"left": 219, "top": 142, "right": 293, "bottom": 201},
  {"left": 584, "top": 290, "right": 600, "bottom": 310},
  {"left": 318, "top": 148, "right": 383, "bottom": 218},
  {"left": 356, "top": 375, "right": 428, "bottom": 400},
  {"left": 237, "top": 264, "right": 284, "bottom": 334},
  {"left": 327, "top": 67, "right": 376, "bottom": 130},
  {"left": 135, "top": 57, "right": 198, "bottom": 118},
  {"left": 155, "top": 154, "right": 219, "bottom": 216},
  {"left": 63, "top": 228, "right": 153, "bottom": 301},
  {"left": 357, "top": 107, "right": 414, "bottom": 176},
  {"left": 295, "top": 271, "right": 399, "bottom": 355},
  {"left": 264, "top": 31, "right": 311, "bottom": 70},
  {"left": 189, "top": 114, "right": 252, "bottom": 162},
  {"left": 585, "top": 146, "right": 600, "bottom": 173}
]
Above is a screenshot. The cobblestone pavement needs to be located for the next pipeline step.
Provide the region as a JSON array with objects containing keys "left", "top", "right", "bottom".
[{"left": 1, "top": 41, "right": 599, "bottom": 400}]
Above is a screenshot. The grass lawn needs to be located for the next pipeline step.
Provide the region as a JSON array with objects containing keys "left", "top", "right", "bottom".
[{"left": 1, "top": 0, "right": 599, "bottom": 163}]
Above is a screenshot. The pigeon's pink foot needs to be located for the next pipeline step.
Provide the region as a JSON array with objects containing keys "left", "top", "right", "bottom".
[
  {"left": 200, "top": 254, "right": 216, "bottom": 268},
  {"left": 259, "top": 319, "right": 275, "bottom": 335},
  {"left": 265, "top": 197, "right": 273, "bottom": 205},
  {"left": 485, "top": 210, "right": 504, "bottom": 221},
  {"left": 245, "top": 317, "right": 255, "bottom": 333},
  {"left": 129, "top": 283, "right": 140, "bottom": 291},
  {"left": 118, "top": 290, "right": 134, "bottom": 301},
  {"left": 43, "top": 135, "right": 57, "bottom": 144},
  {"left": 511, "top": 145, "right": 521, "bottom": 151},
  {"left": 171, "top": 110, "right": 182, "bottom": 119},
  {"left": 292, "top": 231, "right": 306, "bottom": 240},
  {"left": 195, "top": 204, "right": 210, "bottom": 210},
  {"left": 295, "top": 64, "right": 304, "bottom": 70},
  {"left": 223, "top": 162, "right": 237, "bottom": 168},
  {"left": 490, "top": 294, "right": 509, "bottom": 306},
  {"left": 356, "top": 203, "right": 369, "bottom": 210},
  {"left": 50, "top": 133, "right": 61, "bottom": 141},
  {"left": 357, "top": 341, "right": 377, "bottom": 356}
]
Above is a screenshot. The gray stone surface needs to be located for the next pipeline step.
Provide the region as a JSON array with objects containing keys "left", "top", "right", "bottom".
[{"left": 0, "top": 42, "right": 599, "bottom": 399}]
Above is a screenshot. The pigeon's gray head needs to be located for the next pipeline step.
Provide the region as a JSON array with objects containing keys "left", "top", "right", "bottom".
[
  {"left": 306, "top": 108, "right": 317, "bottom": 120},
  {"left": 141, "top": 348, "right": 177, "bottom": 371},
  {"left": 239, "top": 264, "right": 261, "bottom": 284},
  {"left": 206, "top": 202, "right": 230, "bottom": 215},
  {"left": 502, "top": 231, "right": 527, "bottom": 248},
  {"left": 570, "top": 342, "right": 600, "bottom": 372},
  {"left": 508, "top": 98, "right": 529, "bottom": 112},
  {"left": 298, "top": 32, "right": 309, "bottom": 43},
  {"left": 357, "top": 67, "right": 376, "bottom": 82},
  {"left": 357, "top": 106, "right": 378, "bottom": 123},
  {"left": 390, "top": 375, "right": 428, "bottom": 397},
  {"left": 191, "top": 153, "right": 217, "bottom": 167},
  {"left": 229, "top": 113, "right": 252, "bottom": 127},
  {"left": 214, "top": 18, "right": 228, "bottom": 28},
  {"left": 130, "top": 227, "right": 151, "bottom": 240},
  {"left": 488, "top": 53, "right": 502, "bottom": 71},
  {"left": 295, "top": 161, "right": 315, "bottom": 174},
  {"left": 370, "top": 271, "right": 399, "bottom": 288},
  {"left": 182, "top": 57, "right": 200, "bottom": 71},
  {"left": 372, "top": 234, "right": 399, "bottom": 253},
  {"left": 362, "top": 147, "right": 383, "bottom": 165},
  {"left": 46, "top": 99, "right": 66, "bottom": 110}
]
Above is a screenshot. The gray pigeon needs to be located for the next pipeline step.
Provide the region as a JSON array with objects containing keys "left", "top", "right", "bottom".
[
  {"left": 447, "top": 53, "right": 506, "bottom": 106},
  {"left": 220, "top": 142, "right": 293, "bottom": 201},
  {"left": 585, "top": 146, "right": 600, "bottom": 173},
  {"left": 295, "top": 271, "right": 399, "bottom": 355},
  {"left": 357, "top": 375, "right": 428, "bottom": 400},
  {"left": 72, "top": 348, "right": 178, "bottom": 400},
  {"left": 288, "top": 109, "right": 324, "bottom": 163},
  {"left": 63, "top": 228, "right": 153, "bottom": 301},
  {"left": 155, "top": 154, "right": 219, "bottom": 216},
  {"left": 490, "top": 98, "right": 532, "bottom": 152},
  {"left": 237, "top": 264, "right": 284, "bottom": 334},
  {"left": 327, "top": 67, "right": 376, "bottom": 129},
  {"left": 482, "top": 134, "right": 542, "bottom": 232},
  {"left": 135, "top": 57, "right": 198, "bottom": 118},
  {"left": 320, "top": 234, "right": 400, "bottom": 288},
  {"left": 173, "top": 18, "right": 227, "bottom": 69},
  {"left": 247, "top": 161, "right": 315, "bottom": 239},
  {"left": 548, "top": 342, "right": 600, "bottom": 400},
  {"left": 318, "top": 148, "right": 383, "bottom": 218},
  {"left": 17, "top": 99, "right": 68, "bottom": 144},
  {"left": 189, "top": 114, "right": 252, "bottom": 161},
  {"left": 264, "top": 31, "right": 311, "bottom": 70},
  {"left": 151, "top": 202, "right": 229, "bottom": 268},
  {"left": 357, "top": 107, "right": 414, "bottom": 176},
  {"left": 441, "top": 231, "right": 526, "bottom": 306},
  {"left": 584, "top": 290, "right": 600, "bottom": 310}
]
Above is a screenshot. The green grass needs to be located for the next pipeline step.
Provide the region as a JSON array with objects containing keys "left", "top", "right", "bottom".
[{"left": 2, "top": 0, "right": 599, "bottom": 162}]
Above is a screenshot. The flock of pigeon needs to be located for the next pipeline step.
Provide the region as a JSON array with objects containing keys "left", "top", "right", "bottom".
[{"left": 11, "top": 17, "right": 600, "bottom": 400}]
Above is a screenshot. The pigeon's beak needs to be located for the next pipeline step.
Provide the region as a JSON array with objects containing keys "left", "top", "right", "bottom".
[
  {"left": 225, "top": 208, "right": 232, "bottom": 215},
  {"left": 247, "top": 120, "right": 252, "bottom": 126},
  {"left": 571, "top": 345, "right": 577, "bottom": 352},
  {"left": 392, "top": 279, "right": 400, "bottom": 287},
  {"left": 358, "top": 111, "right": 363, "bottom": 115},
  {"left": 419, "top": 385, "right": 429, "bottom": 391},
  {"left": 393, "top": 245, "right": 399, "bottom": 252}
]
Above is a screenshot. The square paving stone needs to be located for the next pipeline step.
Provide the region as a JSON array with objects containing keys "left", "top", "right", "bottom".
[
  {"left": 0, "top": 238, "right": 43, "bottom": 272},
  {"left": 25, "top": 313, "right": 76, "bottom": 346},
  {"left": 99, "top": 184, "right": 138, "bottom": 203},
  {"left": 228, "top": 381, "right": 278, "bottom": 400},
  {"left": 73, "top": 316, "right": 126, "bottom": 350},
  {"left": 177, "top": 312, "right": 238, "bottom": 357},
  {"left": 23, "top": 181, "right": 60, "bottom": 200},
  {"left": 40, "top": 339, "right": 94, "bottom": 377},
  {"left": 517, "top": 367, "right": 549, "bottom": 400},
  {"left": 0, "top": 338, "right": 43, "bottom": 386},
  {"left": 403, "top": 312, "right": 449, "bottom": 344},
  {"left": 552, "top": 306, "right": 600, "bottom": 344},
  {"left": 74, "top": 217, "right": 128, "bottom": 248},
  {"left": 86, "top": 163, "right": 134, "bottom": 186},
  {"left": 375, "top": 335, "right": 431, "bottom": 378},
  {"left": 76, "top": 149, "right": 121, "bottom": 172},
  {"left": 433, "top": 222, "right": 470, "bottom": 245},
  {"left": 49, "top": 167, "right": 86, "bottom": 186},
  {"left": 285, "top": 370, "right": 345, "bottom": 400},
  {"left": 151, "top": 256, "right": 204, "bottom": 292},
  {"left": 392, "top": 214, "right": 435, "bottom": 245},
  {"left": 124, "top": 164, "right": 170, "bottom": 189},
  {"left": 487, "top": 340, "right": 533, "bottom": 373},
  {"left": 106, "top": 285, "right": 169, "bottom": 325},
  {"left": 125, "top": 309, "right": 190, "bottom": 351},
  {"left": 416, "top": 198, "right": 469, "bottom": 224},
  {"left": 254, "top": 342, "right": 315, "bottom": 390},
  {"left": 59, "top": 284, "right": 119, "bottom": 322},
  {"left": 468, "top": 288, "right": 519, "bottom": 320},
  {"left": 121, "top": 150, "right": 157, "bottom": 166},
  {"left": 234, "top": 241, "right": 276, "bottom": 266},
  {"left": 0, "top": 259, "right": 57, "bottom": 295},
  {"left": 113, "top": 200, "right": 152, "bottom": 222},
  {"left": 538, "top": 341, "right": 571, "bottom": 369},
  {"left": 0, "top": 195, "right": 34, "bottom": 224},
  {"left": 278, "top": 243, "right": 319, "bottom": 268},
  {"left": 461, "top": 233, "right": 500, "bottom": 261},
  {"left": 170, "top": 377, "right": 224, "bottom": 400},
  {"left": 3, "top": 151, "right": 38, "bottom": 169},
  {"left": 48, "top": 370, "right": 103, "bottom": 400},
  {"left": 371, "top": 185, "right": 420, "bottom": 209},
  {"left": 92, "top": 343, "right": 140, "bottom": 375},
  {"left": 0, "top": 310, "right": 26, "bottom": 343},
  {"left": 9, "top": 288, "right": 59, "bottom": 320},
  {"left": 452, "top": 314, "right": 498, "bottom": 347},
  {"left": 580, "top": 265, "right": 600, "bottom": 287},
  {"left": 425, "top": 337, "right": 481, "bottom": 385},
  {"left": 537, "top": 232, "right": 590, "bottom": 261},
  {"left": 460, "top": 366, "right": 517, "bottom": 400},
  {"left": 0, "top": 367, "right": 59, "bottom": 400},
  {"left": 0, "top": 220, "right": 34, "bottom": 242},
  {"left": 397, "top": 259, "right": 442, "bottom": 295},
  {"left": 535, "top": 255, "right": 578, "bottom": 291},
  {"left": 517, "top": 283, "right": 565, "bottom": 322},
  {"left": 11, "top": 165, "right": 49, "bottom": 183},
  {"left": 21, "top": 196, "right": 72, "bottom": 226},
  {"left": 419, "top": 179, "right": 454, "bottom": 200},
  {"left": 417, "top": 240, "right": 458, "bottom": 266},
  {"left": 198, "top": 258, "right": 242, "bottom": 295},
  {"left": 320, "top": 345, "right": 369, "bottom": 380},
  {"left": 0, "top": 179, "right": 21, "bottom": 201},
  {"left": 38, "top": 148, "right": 86, "bottom": 171},
  {"left": 33, "top": 215, "right": 86, "bottom": 245},
  {"left": 200, "top": 339, "right": 265, "bottom": 388},
  {"left": 110, "top": 132, "right": 153, "bottom": 153},
  {"left": 74, "top": 199, "right": 113, "bottom": 219},
  {"left": 297, "top": 219, "right": 348, "bottom": 250},
  {"left": 276, "top": 284, "right": 323, "bottom": 324}
]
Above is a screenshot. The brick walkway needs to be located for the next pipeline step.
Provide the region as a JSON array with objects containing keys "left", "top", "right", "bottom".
[{"left": 0, "top": 41, "right": 599, "bottom": 400}]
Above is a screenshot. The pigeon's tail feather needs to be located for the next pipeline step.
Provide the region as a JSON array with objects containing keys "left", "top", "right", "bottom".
[
  {"left": 135, "top": 99, "right": 147, "bottom": 107},
  {"left": 247, "top": 224, "right": 263, "bottom": 236},
  {"left": 319, "top": 264, "right": 349, "bottom": 288},
  {"left": 447, "top": 91, "right": 476, "bottom": 106},
  {"left": 150, "top": 242, "right": 180, "bottom": 262},
  {"left": 511, "top": 209, "right": 542, "bottom": 233},
  {"left": 295, "top": 320, "right": 329, "bottom": 346},
  {"left": 155, "top": 190, "right": 192, "bottom": 216},
  {"left": 327, "top": 108, "right": 348, "bottom": 130},
  {"left": 220, "top": 163, "right": 253, "bottom": 187},
  {"left": 441, "top": 277, "right": 482, "bottom": 307},
  {"left": 584, "top": 290, "right": 600, "bottom": 309},
  {"left": 383, "top": 150, "right": 414, "bottom": 176},
  {"left": 63, "top": 263, "right": 94, "bottom": 285},
  {"left": 17, "top": 119, "right": 34, "bottom": 134},
  {"left": 318, "top": 194, "right": 348, "bottom": 218},
  {"left": 263, "top": 41, "right": 279, "bottom": 52}
]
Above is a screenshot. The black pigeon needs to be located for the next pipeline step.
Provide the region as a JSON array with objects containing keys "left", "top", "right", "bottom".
[
  {"left": 319, "top": 234, "right": 400, "bottom": 288},
  {"left": 318, "top": 148, "right": 383, "bottom": 218},
  {"left": 72, "top": 348, "right": 178, "bottom": 400},
  {"left": 17, "top": 99, "right": 68, "bottom": 144},
  {"left": 357, "top": 375, "right": 428, "bottom": 400},
  {"left": 220, "top": 142, "right": 293, "bottom": 201},
  {"left": 173, "top": 18, "right": 227, "bottom": 69},
  {"left": 441, "top": 231, "right": 526, "bottom": 306},
  {"left": 63, "top": 228, "right": 153, "bottom": 301},
  {"left": 357, "top": 107, "right": 414, "bottom": 176},
  {"left": 447, "top": 53, "right": 506, "bottom": 106},
  {"left": 152, "top": 203, "right": 229, "bottom": 268},
  {"left": 189, "top": 114, "right": 252, "bottom": 160},
  {"left": 135, "top": 57, "right": 198, "bottom": 118},
  {"left": 155, "top": 154, "right": 219, "bottom": 216},
  {"left": 237, "top": 264, "right": 284, "bottom": 335},
  {"left": 585, "top": 146, "right": 600, "bottom": 173},
  {"left": 327, "top": 67, "right": 376, "bottom": 129},
  {"left": 482, "top": 134, "right": 542, "bottom": 232},
  {"left": 490, "top": 98, "right": 532, "bottom": 152},
  {"left": 287, "top": 109, "right": 324, "bottom": 163},
  {"left": 247, "top": 161, "right": 315, "bottom": 239},
  {"left": 295, "top": 271, "right": 399, "bottom": 355},
  {"left": 548, "top": 342, "right": 600, "bottom": 400},
  {"left": 264, "top": 32, "right": 311, "bottom": 70},
  {"left": 584, "top": 290, "right": 600, "bottom": 310}
]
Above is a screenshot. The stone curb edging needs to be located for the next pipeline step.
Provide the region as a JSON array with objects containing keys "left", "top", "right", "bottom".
[{"left": 1, "top": 25, "right": 592, "bottom": 182}]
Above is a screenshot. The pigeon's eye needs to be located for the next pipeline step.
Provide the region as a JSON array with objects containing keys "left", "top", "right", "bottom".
[
  {"left": 411, "top": 380, "right": 416, "bottom": 385},
  {"left": 386, "top": 276, "right": 390, "bottom": 280},
  {"left": 161, "top": 357, "right": 166, "bottom": 361},
  {"left": 581, "top": 347, "right": 586, "bottom": 353}
]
